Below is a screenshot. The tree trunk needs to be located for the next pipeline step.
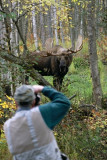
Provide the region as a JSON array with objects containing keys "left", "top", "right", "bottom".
[
  {"left": 87, "top": 0, "right": 103, "bottom": 108},
  {"left": 82, "top": 7, "right": 87, "bottom": 38},
  {"left": 102, "top": 0, "right": 107, "bottom": 35},
  {"left": 10, "top": 1, "right": 20, "bottom": 95},
  {"left": 0, "top": 16, "right": 11, "bottom": 97},
  {"left": 68, "top": 1, "right": 76, "bottom": 49},
  {"left": 39, "top": 3, "right": 45, "bottom": 48},
  {"left": 59, "top": 20, "right": 64, "bottom": 44},
  {"left": 0, "top": 1, "right": 13, "bottom": 96},
  {"left": 32, "top": 4, "right": 38, "bottom": 49},
  {"left": 46, "top": 6, "right": 53, "bottom": 38},
  {"left": 58, "top": 0, "right": 64, "bottom": 44},
  {"left": 51, "top": 4, "right": 59, "bottom": 45}
]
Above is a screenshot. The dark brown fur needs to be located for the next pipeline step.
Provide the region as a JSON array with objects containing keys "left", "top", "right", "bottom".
[{"left": 29, "top": 46, "right": 73, "bottom": 90}]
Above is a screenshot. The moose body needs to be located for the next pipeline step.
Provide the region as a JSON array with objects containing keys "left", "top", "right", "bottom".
[
  {"left": 31, "top": 49, "right": 73, "bottom": 90},
  {"left": 28, "top": 35, "right": 82, "bottom": 90}
]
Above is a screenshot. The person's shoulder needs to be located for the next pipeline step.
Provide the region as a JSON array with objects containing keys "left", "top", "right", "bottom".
[
  {"left": 4, "top": 113, "right": 17, "bottom": 126},
  {"left": 4, "top": 118, "right": 11, "bottom": 128},
  {"left": 31, "top": 106, "right": 40, "bottom": 113}
]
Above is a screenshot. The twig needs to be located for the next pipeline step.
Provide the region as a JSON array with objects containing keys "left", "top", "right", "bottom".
[
  {"left": 79, "top": 104, "right": 95, "bottom": 108},
  {"left": 69, "top": 94, "right": 76, "bottom": 100}
]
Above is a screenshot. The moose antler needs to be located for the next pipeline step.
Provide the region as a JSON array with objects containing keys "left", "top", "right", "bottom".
[
  {"left": 45, "top": 38, "right": 53, "bottom": 50},
  {"left": 39, "top": 35, "right": 83, "bottom": 57},
  {"left": 68, "top": 35, "right": 83, "bottom": 53}
]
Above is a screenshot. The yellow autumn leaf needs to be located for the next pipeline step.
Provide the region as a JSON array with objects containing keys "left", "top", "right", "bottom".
[
  {"left": 6, "top": 4, "right": 9, "bottom": 7},
  {"left": 100, "top": 125, "right": 105, "bottom": 128},
  {"left": 69, "top": 17, "right": 72, "bottom": 20},
  {"left": 46, "top": 1, "right": 51, "bottom": 6},
  {"left": 6, "top": 95, "right": 13, "bottom": 100},
  {"left": 19, "top": 10, "right": 23, "bottom": 15},
  {"left": 45, "top": 7, "right": 48, "bottom": 11},
  {"left": 102, "top": 121, "right": 107, "bottom": 125},
  {"left": 70, "top": 24, "right": 73, "bottom": 28},
  {"left": 54, "top": 131, "right": 58, "bottom": 136}
]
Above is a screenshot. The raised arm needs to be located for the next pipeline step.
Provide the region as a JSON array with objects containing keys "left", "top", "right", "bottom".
[{"left": 37, "top": 86, "right": 71, "bottom": 130}]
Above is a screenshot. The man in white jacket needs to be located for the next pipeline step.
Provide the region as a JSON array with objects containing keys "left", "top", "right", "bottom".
[{"left": 4, "top": 85, "right": 70, "bottom": 160}]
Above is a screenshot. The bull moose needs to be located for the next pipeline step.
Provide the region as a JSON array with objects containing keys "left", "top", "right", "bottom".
[{"left": 28, "top": 35, "right": 83, "bottom": 90}]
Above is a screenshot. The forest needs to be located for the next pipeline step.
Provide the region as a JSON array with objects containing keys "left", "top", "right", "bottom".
[{"left": 0, "top": 0, "right": 107, "bottom": 159}]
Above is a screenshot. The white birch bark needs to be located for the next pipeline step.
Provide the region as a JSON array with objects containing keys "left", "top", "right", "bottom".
[
  {"left": 58, "top": 0, "right": 64, "bottom": 44},
  {"left": 68, "top": 0, "right": 75, "bottom": 49},
  {"left": 0, "top": 10, "right": 12, "bottom": 96},
  {"left": 32, "top": 5, "right": 38, "bottom": 49},
  {"left": 59, "top": 21, "right": 64, "bottom": 44},
  {"left": 51, "top": 4, "right": 58, "bottom": 45},
  {"left": 0, "top": 14, "right": 5, "bottom": 96},
  {"left": 9, "top": 1, "right": 18, "bottom": 94},
  {"left": 39, "top": 2, "right": 45, "bottom": 48},
  {"left": 80, "top": 6, "right": 83, "bottom": 36},
  {"left": 46, "top": 7, "right": 53, "bottom": 38}
]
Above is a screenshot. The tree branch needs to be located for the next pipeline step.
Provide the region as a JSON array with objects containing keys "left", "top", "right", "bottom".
[
  {"left": 69, "top": 94, "right": 76, "bottom": 100},
  {"left": 0, "top": 51, "right": 52, "bottom": 87}
]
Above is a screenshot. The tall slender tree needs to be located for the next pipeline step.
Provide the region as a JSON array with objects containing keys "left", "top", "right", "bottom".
[
  {"left": 39, "top": 3, "right": 45, "bottom": 48},
  {"left": 87, "top": 0, "right": 103, "bottom": 108},
  {"left": 46, "top": 6, "right": 53, "bottom": 38},
  {"left": 32, "top": 4, "right": 38, "bottom": 49},
  {"left": 51, "top": 3, "right": 59, "bottom": 45}
]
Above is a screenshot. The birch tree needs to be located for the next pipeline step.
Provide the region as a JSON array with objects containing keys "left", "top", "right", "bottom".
[
  {"left": 32, "top": 4, "right": 38, "bottom": 49},
  {"left": 0, "top": 13, "right": 8, "bottom": 97},
  {"left": 46, "top": 7, "right": 53, "bottom": 38},
  {"left": 10, "top": 0, "right": 20, "bottom": 94},
  {"left": 39, "top": 3, "right": 45, "bottom": 48},
  {"left": 0, "top": 0, "right": 13, "bottom": 96},
  {"left": 68, "top": 0, "right": 76, "bottom": 49},
  {"left": 58, "top": 0, "right": 64, "bottom": 44},
  {"left": 51, "top": 4, "right": 58, "bottom": 45}
]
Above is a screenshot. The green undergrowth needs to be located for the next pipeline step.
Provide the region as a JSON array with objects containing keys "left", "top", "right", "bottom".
[
  {"left": 61, "top": 57, "right": 107, "bottom": 107},
  {"left": 55, "top": 109, "right": 107, "bottom": 160},
  {"left": 0, "top": 132, "right": 12, "bottom": 160},
  {"left": 0, "top": 57, "right": 107, "bottom": 160}
]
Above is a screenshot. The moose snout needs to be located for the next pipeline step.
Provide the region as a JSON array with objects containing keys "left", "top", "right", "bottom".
[
  {"left": 59, "top": 64, "right": 67, "bottom": 73},
  {"left": 59, "top": 60, "right": 66, "bottom": 67}
]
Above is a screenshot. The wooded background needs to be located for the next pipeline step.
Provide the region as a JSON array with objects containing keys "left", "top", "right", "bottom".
[{"left": 0, "top": 0, "right": 107, "bottom": 108}]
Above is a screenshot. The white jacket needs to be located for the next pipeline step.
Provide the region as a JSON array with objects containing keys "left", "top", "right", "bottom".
[{"left": 4, "top": 107, "right": 62, "bottom": 160}]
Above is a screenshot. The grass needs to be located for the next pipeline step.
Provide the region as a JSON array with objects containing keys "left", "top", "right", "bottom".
[
  {"left": 61, "top": 57, "right": 92, "bottom": 105},
  {"left": 0, "top": 132, "right": 12, "bottom": 160}
]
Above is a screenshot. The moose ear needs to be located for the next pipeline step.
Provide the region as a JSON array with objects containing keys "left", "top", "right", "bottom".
[{"left": 45, "top": 38, "right": 53, "bottom": 50}]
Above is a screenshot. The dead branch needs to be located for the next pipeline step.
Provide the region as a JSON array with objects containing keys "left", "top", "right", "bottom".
[
  {"left": 0, "top": 51, "right": 52, "bottom": 87},
  {"left": 79, "top": 104, "right": 96, "bottom": 108},
  {"left": 69, "top": 94, "right": 76, "bottom": 100}
]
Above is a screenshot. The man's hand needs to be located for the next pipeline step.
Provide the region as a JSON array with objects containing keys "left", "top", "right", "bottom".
[{"left": 32, "top": 85, "right": 44, "bottom": 93}]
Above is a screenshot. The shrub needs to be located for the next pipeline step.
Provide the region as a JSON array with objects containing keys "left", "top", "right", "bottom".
[
  {"left": 73, "top": 57, "right": 89, "bottom": 69},
  {"left": 55, "top": 109, "right": 107, "bottom": 160}
]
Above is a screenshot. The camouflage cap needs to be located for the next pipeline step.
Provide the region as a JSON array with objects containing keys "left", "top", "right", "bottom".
[{"left": 14, "top": 85, "right": 36, "bottom": 103}]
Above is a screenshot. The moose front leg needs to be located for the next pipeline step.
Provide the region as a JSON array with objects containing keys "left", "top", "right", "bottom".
[
  {"left": 53, "top": 76, "right": 60, "bottom": 90},
  {"left": 53, "top": 76, "right": 64, "bottom": 91}
]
